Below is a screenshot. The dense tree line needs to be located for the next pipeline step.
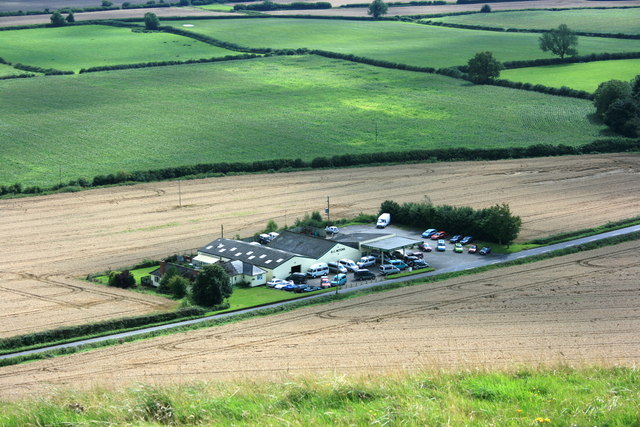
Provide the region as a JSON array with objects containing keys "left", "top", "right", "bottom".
[
  {"left": 233, "top": 1, "right": 331, "bottom": 11},
  {"left": 3, "top": 139, "right": 638, "bottom": 197},
  {"left": 594, "top": 75, "right": 640, "bottom": 137},
  {"left": 502, "top": 52, "right": 640, "bottom": 70},
  {"left": 0, "top": 307, "right": 205, "bottom": 352},
  {"left": 379, "top": 200, "right": 522, "bottom": 244},
  {"left": 341, "top": 1, "right": 444, "bottom": 7}
]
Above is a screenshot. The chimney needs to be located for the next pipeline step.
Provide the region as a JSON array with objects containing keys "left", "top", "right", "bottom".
[{"left": 159, "top": 260, "right": 166, "bottom": 276}]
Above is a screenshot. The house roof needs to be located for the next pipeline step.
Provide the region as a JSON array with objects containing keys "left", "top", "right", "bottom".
[
  {"left": 222, "top": 260, "right": 265, "bottom": 277},
  {"left": 149, "top": 263, "right": 198, "bottom": 279},
  {"left": 361, "top": 236, "right": 421, "bottom": 251},
  {"left": 333, "top": 232, "right": 394, "bottom": 246},
  {"left": 268, "top": 230, "right": 342, "bottom": 259},
  {"left": 198, "top": 238, "right": 304, "bottom": 269}
]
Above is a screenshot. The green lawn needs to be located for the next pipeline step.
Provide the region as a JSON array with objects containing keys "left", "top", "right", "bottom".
[
  {"left": 196, "top": 4, "right": 234, "bottom": 11},
  {"left": 225, "top": 286, "right": 330, "bottom": 311},
  {"left": 428, "top": 8, "right": 640, "bottom": 35},
  {"left": 0, "top": 55, "right": 605, "bottom": 187},
  {"left": 0, "top": 25, "right": 237, "bottom": 72},
  {"left": 168, "top": 18, "right": 640, "bottom": 68},
  {"left": 94, "top": 266, "right": 158, "bottom": 285},
  {"left": 502, "top": 59, "right": 640, "bottom": 92}
]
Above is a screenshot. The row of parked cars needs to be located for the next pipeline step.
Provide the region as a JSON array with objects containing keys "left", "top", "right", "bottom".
[
  {"left": 421, "top": 229, "right": 491, "bottom": 255},
  {"left": 267, "top": 272, "right": 349, "bottom": 293}
]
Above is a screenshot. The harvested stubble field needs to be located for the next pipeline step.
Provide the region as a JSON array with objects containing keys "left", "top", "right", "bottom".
[
  {"left": 1, "top": 235, "right": 639, "bottom": 400},
  {"left": 1, "top": 154, "right": 639, "bottom": 339}
]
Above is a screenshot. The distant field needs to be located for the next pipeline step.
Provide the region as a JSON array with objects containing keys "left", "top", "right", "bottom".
[
  {"left": 170, "top": 18, "right": 640, "bottom": 68},
  {"left": 503, "top": 59, "right": 640, "bottom": 92},
  {"left": 196, "top": 4, "right": 234, "bottom": 11},
  {"left": 428, "top": 8, "right": 640, "bottom": 35},
  {"left": 0, "top": 25, "right": 236, "bottom": 72},
  {"left": 0, "top": 55, "right": 604, "bottom": 187},
  {"left": 0, "top": 63, "right": 30, "bottom": 77}
]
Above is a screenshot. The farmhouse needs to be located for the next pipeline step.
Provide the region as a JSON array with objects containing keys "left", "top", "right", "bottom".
[{"left": 149, "top": 261, "right": 198, "bottom": 287}]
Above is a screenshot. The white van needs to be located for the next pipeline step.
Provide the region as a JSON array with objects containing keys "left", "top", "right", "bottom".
[
  {"left": 339, "top": 258, "right": 359, "bottom": 272},
  {"left": 357, "top": 256, "right": 376, "bottom": 268},
  {"left": 307, "top": 262, "right": 329, "bottom": 278},
  {"left": 376, "top": 213, "right": 391, "bottom": 228}
]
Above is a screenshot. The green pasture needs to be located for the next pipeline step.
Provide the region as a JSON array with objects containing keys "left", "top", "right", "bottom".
[
  {"left": 0, "top": 25, "right": 236, "bottom": 72},
  {"left": 428, "top": 8, "right": 640, "bottom": 35},
  {"left": 503, "top": 59, "right": 640, "bottom": 92},
  {"left": 196, "top": 3, "right": 234, "bottom": 11},
  {"left": 0, "top": 55, "right": 605, "bottom": 187},
  {"left": 168, "top": 18, "right": 640, "bottom": 68},
  {"left": 0, "top": 63, "right": 31, "bottom": 77}
]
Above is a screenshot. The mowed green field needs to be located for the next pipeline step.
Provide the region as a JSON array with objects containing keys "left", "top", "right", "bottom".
[
  {"left": 170, "top": 18, "right": 640, "bottom": 68},
  {"left": 0, "top": 55, "right": 604, "bottom": 187},
  {"left": 428, "top": 8, "right": 640, "bottom": 35},
  {"left": 0, "top": 25, "right": 237, "bottom": 72},
  {"left": 502, "top": 59, "right": 640, "bottom": 92}
]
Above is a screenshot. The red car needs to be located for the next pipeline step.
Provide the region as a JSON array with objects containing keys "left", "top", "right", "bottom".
[
  {"left": 430, "top": 231, "right": 446, "bottom": 240},
  {"left": 420, "top": 242, "right": 432, "bottom": 252},
  {"left": 468, "top": 244, "right": 478, "bottom": 254}
]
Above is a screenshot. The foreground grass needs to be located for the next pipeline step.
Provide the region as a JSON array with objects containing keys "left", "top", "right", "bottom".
[
  {"left": 502, "top": 59, "right": 640, "bottom": 92},
  {"left": 171, "top": 18, "right": 640, "bottom": 68},
  {"left": 1, "top": 367, "right": 638, "bottom": 425},
  {"left": 0, "top": 25, "right": 235, "bottom": 72},
  {"left": 429, "top": 8, "right": 640, "bottom": 35},
  {"left": 0, "top": 55, "right": 605, "bottom": 187}
]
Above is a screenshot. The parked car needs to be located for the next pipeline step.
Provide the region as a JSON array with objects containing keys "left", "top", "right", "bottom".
[
  {"left": 404, "top": 255, "right": 419, "bottom": 265},
  {"left": 331, "top": 273, "right": 347, "bottom": 287},
  {"left": 339, "top": 258, "right": 359, "bottom": 272},
  {"left": 287, "top": 272, "right": 307, "bottom": 284},
  {"left": 379, "top": 264, "right": 401, "bottom": 275},
  {"left": 389, "top": 259, "right": 409, "bottom": 270},
  {"left": 325, "top": 225, "right": 339, "bottom": 234},
  {"left": 282, "top": 283, "right": 300, "bottom": 292},
  {"left": 449, "top": 235, "right": 462, "bottom": 243},
  {"left": 468, "top": 244, "right": 478, "bottom": 254},
  {"left": 274, "top": 281, "right": 290, "bottom": 290},
  {"left": 430, "top": 231, "right": 447, "bottom": 240},
  {"left": 436, "top": 239, "right": 446, "bottom": 251},
  {"left": 454, "top": 243, "right": 464, "bottom": 253},
  {"left": 409, "top": 259, "right": 429, "bottom": 269},
  {"left": 307, "top": 262, "right": 329, "bottom": 278},
  {"left": 327, "top": 261, "right": 348, "bottom": 274},
  {"left": 267, "top": 278, "right": 287, "bottom": 288},
  {"left": 479, "top": 247, "right": 492, "bottom": 256},
  {"left": 354, "top": 269, "right": 376, "bottom": 280},
  {"left": 376, "top": 213, "right": 391, "bottom": 228},
  {"left": 460, "top": 236, "right": 473, "bottom": 245},
  {"left": 404, "top": 250, "right": 423, "bottom": 260},
  {"left": 302, "top": 286, "right": 322, "bottom": 292},
  {"left": 258, "top": 233, "right": 272, "bottom": 244},
  {"left": 319, "top": 276, "right": 331, "bottom": 288},
  {"left": 420, "top": 242, "right": 433, "bottom": 252},
  {"left": 357, "top": 255, "right": 376, "bottom": 268},
  {"left": 421, "top": 228, "right": 437, "bottom": 238}
]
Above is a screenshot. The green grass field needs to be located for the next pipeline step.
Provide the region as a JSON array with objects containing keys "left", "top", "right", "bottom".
[
  {"left": 502, "top": 59, "right": 640, "bottom": 92},
  {"left": 0, "top": 25, "right": 237, "bottom": 72},
  {"left": 0, "top": 63, "right": 31, "bottom": 77},
  {"left": 169, "top": 18, "right": 640, "bottom": 68},
  {"left": 1, "top": 367, "right": 638, "bottom": 425},
  {"left": 196, "top": 3, "right": 234, "bottom": 11},
  {"left": 428, "top": 8, "right": 640, "bottom": 35},
  {"left": 0, "top": 55, "right": 605, "bottom": 187}
]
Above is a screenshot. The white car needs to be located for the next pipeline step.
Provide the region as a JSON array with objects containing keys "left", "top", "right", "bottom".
[
  {"left": 339, "top": 258, "right": 359, "bottom": 272},
  {"left": 267, "top": 278, "right": 286, "bottom": 288},
  {"left": 357, "top": 255, "right": 376, "bottom": 268},
  {"left": 325, "top": 226, "right": 339, "bottom": 234},
  {"left": 274, "top": 281, "right": 292, "bottom": 290}
]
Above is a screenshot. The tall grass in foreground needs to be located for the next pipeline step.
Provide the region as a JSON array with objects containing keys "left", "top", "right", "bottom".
[{"left": 1, "top": 366, "right": 638, "bottom": 425}]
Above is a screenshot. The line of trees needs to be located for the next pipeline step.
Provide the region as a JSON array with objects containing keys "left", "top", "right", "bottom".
[
  {"left": 380, "top": 200, "right": 522, "bottom": 245},
  {"left": 4, "top": 138, "right": 638, "bottom": 198},
  {"left": 233, "top": 1, "right": 331, "bottom": 11}
]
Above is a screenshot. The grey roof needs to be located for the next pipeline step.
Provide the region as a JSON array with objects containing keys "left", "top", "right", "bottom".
[
  {"left": 268, "top": 230, "right": 341, "bottom": 259},
  {"left": 333, "top": 232, "right": 394, "bottom": 245},
  {"left": 149, "top": 263, "right": 198, "bottom": 279},
  {"left": 199, "top": 238, "right": 304, "bottom": 269},
  {"left": 222, "top": 260, "right": 265, "bottom": 277},
  {"left": 361, "top": 236, "right": 421, "bottom": 251}
]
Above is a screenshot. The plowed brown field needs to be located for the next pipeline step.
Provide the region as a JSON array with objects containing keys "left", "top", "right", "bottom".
[
  {"left": 1, "top": 154, "right": 639, "bottom": 339},
  {"left": 1, "top": 237, "right": 638, "bottom": 401}
]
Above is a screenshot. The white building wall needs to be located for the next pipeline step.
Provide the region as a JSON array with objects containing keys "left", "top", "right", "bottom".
[{"left": 316, "top": 243, "right": 361, "bottom": 264}]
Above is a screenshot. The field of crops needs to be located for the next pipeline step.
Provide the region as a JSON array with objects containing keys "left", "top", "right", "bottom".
[
  {"left": 428, "top": 8, "right": 640, "bottom": 35},
  {"left": 170, "top": 18, "right": 640, "bottom": 68},
  {"left": 502, "top": 59, "right": 640, "bottom": 92},
  {"left": 0, "top": 25, "right": 235, "bottom": 72},
  {"left": 0, "top": 55, "right": 605, "bottom": 187}
]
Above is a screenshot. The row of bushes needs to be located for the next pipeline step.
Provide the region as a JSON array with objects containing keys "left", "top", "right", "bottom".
[
  {"left": 340, "top": 1, "right": 445, "bottom": 8},
  {"left": 456, "top": 0, "right": 537, "bottom": 3},
  {"left": 311, "top": 49, "right": 437, "bottom": 73},
  {"left": 161, "top": 25, "right": 272, "bottom": 53},
  {"left": 422, "top": 20, "right": 640, "bottom": 39},
  {"left": 0, "top": 6, "right": 118, "bottom": 17},
  {"left": 502, "top": 51, "right": 640, "bottom": 69},
  {"left": 0, "top": 55, "right": 71, "bottom": 76},
  {"left": 0, "top": 307, "right": 206, "bottom": 352},
  {"left": 3, "top": 139, "right": 638, "bottom": 197},
  {"left": 234, "top": 1, "right": 331, "bottom": 11},
  {"left": 78, "top": 53, "right": 261, "bottom": 73},
  {"left": 379, "top": 200, "right": 522, "bottom": 244}
]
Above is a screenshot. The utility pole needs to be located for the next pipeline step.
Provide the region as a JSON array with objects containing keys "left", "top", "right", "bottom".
[
  {"left": 325, "top": 196, "right": 330, "bottom": 222},
  {"left": 221, "top": 224, "right": 224, "bottom": 239}
]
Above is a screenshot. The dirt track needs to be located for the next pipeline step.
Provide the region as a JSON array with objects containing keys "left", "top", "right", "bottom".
[
  {"left": 1, "top": 154, "right": 639, "bottom": 339},
  {"left": 0, "top": 237, "right": 638, "bottom": 401}
]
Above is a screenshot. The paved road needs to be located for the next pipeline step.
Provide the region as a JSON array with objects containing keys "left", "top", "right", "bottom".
[{"left": 2, "top": 223, "right": 638, "bottom": 361}]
